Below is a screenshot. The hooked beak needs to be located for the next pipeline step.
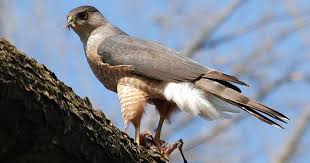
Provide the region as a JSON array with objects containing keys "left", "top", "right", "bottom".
[{"left": 67, "top": 16, "right": 75, "bottom": 30}]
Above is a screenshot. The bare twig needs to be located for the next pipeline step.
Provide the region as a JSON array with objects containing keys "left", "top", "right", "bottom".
[
  {"left": 233, "top": 18, "right": 310, "bottom": 76},
  {"left": 183, "top": 0, "right": 248, "bottom": 57},
  {"left": 184, "top": 114, "right": 245, "bottom": 151},
  {"left": 206, "top": 10, "right": 310, "bottom": 49},
  {"left": 161, "top": 114, "right": 192, "bottom": 138},
  {"left": 272, "top": 105, "right": 310, "bottom": 163}
]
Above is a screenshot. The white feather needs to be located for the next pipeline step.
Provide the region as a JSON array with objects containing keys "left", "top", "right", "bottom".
[{"left": 164, "top": 82, "right": 239, "bottom": 120}]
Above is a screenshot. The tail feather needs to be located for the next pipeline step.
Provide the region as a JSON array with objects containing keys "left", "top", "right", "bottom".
[
  {"left": 241, "top": 106, "right": 284, "bottom": 129},
  {"left": 195, "top": 79, "right": 290, "bottom": 128},
  {"left": 247, "top": 100, "right": 289, "bottom": 123},
  {"left": 213, "top": 95, "right": 285, "bottom": 129},
  {"left": 204, "top": 71, "right": 249, "bottom": 86}
]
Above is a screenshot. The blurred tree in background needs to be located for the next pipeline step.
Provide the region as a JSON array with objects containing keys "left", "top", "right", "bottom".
[{"left": 1, "top": 0, "right": 310, "bottom": 162}]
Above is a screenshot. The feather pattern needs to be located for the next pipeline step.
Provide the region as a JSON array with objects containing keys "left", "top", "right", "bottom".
[{"left": 117, "top": 84, "right": 148, "bottom": 128}]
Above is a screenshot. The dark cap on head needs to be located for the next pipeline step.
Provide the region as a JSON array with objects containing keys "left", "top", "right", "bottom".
[
  {"left": 69, "top": 6, "right": 98, "bottom": 15},
  {"left": 67, "top": 6, "right": 105, "bottom": 28}
]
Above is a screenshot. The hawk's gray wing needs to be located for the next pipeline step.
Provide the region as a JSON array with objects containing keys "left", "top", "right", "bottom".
[{"left": 97, "top": 35, "right": 247, "bottom": 86}]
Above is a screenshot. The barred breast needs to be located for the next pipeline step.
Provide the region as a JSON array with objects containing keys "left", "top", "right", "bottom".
[{"left": 87, "top": 57, "right": 167, "bottom": 100}]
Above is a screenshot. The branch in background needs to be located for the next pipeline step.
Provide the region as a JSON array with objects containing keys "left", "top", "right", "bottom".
[
  {"left": 161, "top": 114, "right": 193, "bottom": 138},
  {"left": 153, "top": 0, "right": 185, "bottom": 26},
  {"left": 233, "top": 18, "right": 310, "bottom": 76},
  {"left": 183, "top": 114, "right": 245, "bottom": 151},
  {"left": 270, "top": 3, "right": 310, "bottom": 163},
  {"left": 205, "top": 10, "right": 310, "bottom": 49},
  {"left": 183, "top": 0, "right": 248, "bottom": 57},
  {"left": 272, "top": 105, "right": 310, "bottom": 163}
]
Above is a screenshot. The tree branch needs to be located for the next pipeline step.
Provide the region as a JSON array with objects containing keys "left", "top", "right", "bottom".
[
  {"left": 183, "top": 0, "right": 248, "bottom": 56},
  {"left": 0, "top": 38, "right": 166, "bottom": 163},
  {"left": 272, "top": 105, "right": 310, "bottom": 163},
  {"left": 205, "top": 10, "right": 310, "bottom": 49}
]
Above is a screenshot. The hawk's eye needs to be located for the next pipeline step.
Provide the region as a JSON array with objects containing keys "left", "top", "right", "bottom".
[{"left": 78, "top": 12, "right": 88, "bottom": 20}]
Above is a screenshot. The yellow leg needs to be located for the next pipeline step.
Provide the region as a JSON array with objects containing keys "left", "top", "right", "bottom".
[
  {"left": 135, "top": 124, "right": 140, "bottom": 145},
  {"left": 154, "top": 116, "right": 165, "bottom": 140}
]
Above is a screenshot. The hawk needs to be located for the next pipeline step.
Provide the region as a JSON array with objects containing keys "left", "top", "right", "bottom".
[{"left": 67, "top": 6, "right": 289, "bottom": 144}]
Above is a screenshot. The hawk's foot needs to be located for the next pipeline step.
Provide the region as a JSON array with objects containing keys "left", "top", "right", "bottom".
[{"left": 139, "top": 130, "right": 187, "bottom": 163}]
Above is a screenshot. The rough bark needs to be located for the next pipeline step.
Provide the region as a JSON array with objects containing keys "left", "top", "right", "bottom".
[{"left": 0, "top": 38, "right": 166, "bottom": 163}]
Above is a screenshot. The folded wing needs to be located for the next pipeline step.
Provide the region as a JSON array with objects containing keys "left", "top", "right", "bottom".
[{"left": 97, "top": 35, "right": 247, "bottom": 87}]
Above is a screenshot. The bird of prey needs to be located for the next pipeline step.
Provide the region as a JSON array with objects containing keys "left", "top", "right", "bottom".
[{"left": 67, "top": 6, "right": 289, "bottom": 144}]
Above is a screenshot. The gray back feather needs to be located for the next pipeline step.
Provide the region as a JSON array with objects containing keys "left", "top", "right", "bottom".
[{"left": 97, "top": 35, "right": 210, "bottom": 82}]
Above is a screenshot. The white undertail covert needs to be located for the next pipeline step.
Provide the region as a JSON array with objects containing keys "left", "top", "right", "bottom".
[{"left": 164, "top": 82, "right": 240, "bottom": 119}]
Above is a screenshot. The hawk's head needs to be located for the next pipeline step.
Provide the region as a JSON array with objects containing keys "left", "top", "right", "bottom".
[{"left": 67, "top": 6, "right": 107, "bottom": 38}]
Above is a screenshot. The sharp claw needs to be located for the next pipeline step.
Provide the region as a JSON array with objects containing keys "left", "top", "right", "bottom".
[{"left": 139, "top": 130, "right": 187, "bottom": 162}]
